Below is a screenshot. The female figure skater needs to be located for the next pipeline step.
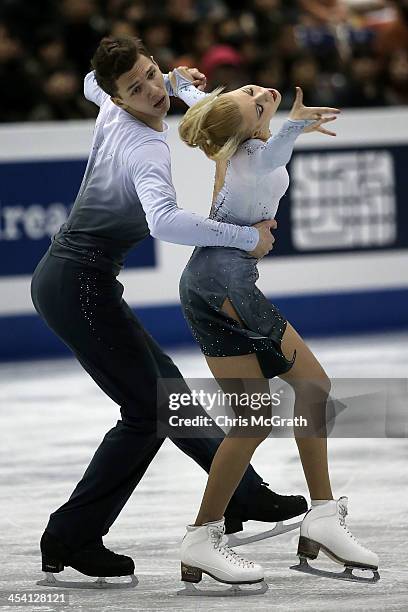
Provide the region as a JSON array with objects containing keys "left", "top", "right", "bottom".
[{"left": 170, "top": 70, "right": 379, "bottom": 590}]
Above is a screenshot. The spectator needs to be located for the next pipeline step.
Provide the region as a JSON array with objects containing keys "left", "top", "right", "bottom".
[
  {"left": 293, "top": 53, "right": 348, "bottom": 105},
  {"left": 201, "top": 44, "right": 246, "bottom": 90},
  {"left": 35, "top": 31, "right": 68, "bottom": 73},
  {"left": 0, "top": 23, "right": 40, "bottom": 122},
  {"left": 385, "top": 49, "right": 408, "bottom": 104},
  {"left": 190, "top": 22, "right": 216, "bottom": 59},
  {"left": 110, "top": 20, "right": 140, "bottom": 38},
  {"left": 252, "top": 0, "right": 291, "bottom": 46},
  {"left": 141, "top": 20, "right": 175, "bottom": 72},
  {"left": 0, "top": 0, "right": 406, "bottom": 122},
  {"left": 298, "top": 0, "right": 350, "bottom": 25},
  {"left": 60, "top": 0, "right": 105, "bottom": 75},
  {"left": 375, "top": 0, "right": 408, "bottom": 61},
  {"left": 29, "top": 68, "right": 97, "bottom": 120},
  {"left": 119, "top": 0, "right": 149, "bottom": 25},
  {"left": 0, "top": 0, "right": 58, "bottom": 49},
  {"left": 343, "top": 51, "right": 387, "bottom": 106},
  {"left": 254, "top": 58, "right": 285, "bottom": 93}
]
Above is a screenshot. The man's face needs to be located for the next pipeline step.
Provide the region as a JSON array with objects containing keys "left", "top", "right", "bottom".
[{"left": 113, "top": 54, "right": 170, "bottom": 118}]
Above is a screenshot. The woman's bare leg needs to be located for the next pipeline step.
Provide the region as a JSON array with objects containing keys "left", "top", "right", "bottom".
[
  {"left": 195, "top": 353, "right": 270, "bottom": 525},
  {"left": 194, "top": 299, "right": 271, "bottom": 525},
  {"left": 194, "top": 298, "right": 334, "bottom": 525},
  {"left": 279, "top": 321, "right": 333, "bottom": 501}
]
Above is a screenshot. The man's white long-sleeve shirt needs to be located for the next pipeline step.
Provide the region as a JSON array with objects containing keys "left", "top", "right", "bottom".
[{"left": 51, "top": 71, "right": 258, "bottom": 274}]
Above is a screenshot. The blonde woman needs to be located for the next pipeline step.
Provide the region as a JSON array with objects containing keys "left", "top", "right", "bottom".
[{"left": 169, "top": 69, "right": 379, "bottom": 591}]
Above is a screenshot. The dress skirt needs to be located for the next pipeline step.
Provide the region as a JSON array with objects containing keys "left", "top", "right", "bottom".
[{"left": 179, "top": 246, "right": 296, "bottom": 379}]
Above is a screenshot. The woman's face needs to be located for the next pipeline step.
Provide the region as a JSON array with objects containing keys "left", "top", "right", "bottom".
[{"left": 222, "top": 84, "right": 281, "bottom": 138}]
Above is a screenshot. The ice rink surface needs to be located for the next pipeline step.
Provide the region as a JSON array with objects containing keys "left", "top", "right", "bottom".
[{"left": 1, "top": 332, "right": 407, "bottom": 611}]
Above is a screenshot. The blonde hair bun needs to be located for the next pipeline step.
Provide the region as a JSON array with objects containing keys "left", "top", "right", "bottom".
[{"left": 178, "top": 87, "right": 247, "bottom": 161}]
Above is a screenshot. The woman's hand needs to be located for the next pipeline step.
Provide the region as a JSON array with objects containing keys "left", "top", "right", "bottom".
[
  {"left": 169, "top": 66, "right": 207, "bottom": 92},
  {"left": 186, "top": 67, "right": 207, "bottom": 91},
  {"left": 302, "top": 115, "right": 338, "bottom": 137},
  {"left": 289, "top": 86, "right": 340, "bottom": 136}
]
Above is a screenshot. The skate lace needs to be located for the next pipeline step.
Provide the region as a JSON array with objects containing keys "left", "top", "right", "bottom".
[
  {"left": 338, "top": 503, "right": 370, "bottom": 551},
  {"left": 210, "top": 527, "right": 254, "bottom": 568}
]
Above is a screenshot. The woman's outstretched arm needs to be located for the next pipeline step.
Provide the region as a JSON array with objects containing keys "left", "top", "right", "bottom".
[
  {"left": 252, "top": 87, "right": 340, "bottom": 174},
  {"left": 251, "top": 118, "right": 313, "bottom": 174}
]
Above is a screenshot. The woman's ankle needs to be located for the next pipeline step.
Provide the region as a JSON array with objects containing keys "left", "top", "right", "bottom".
[
  {"left": 310, "top": 497, "right": 334, "bottom": 506},
  {"left": 194, "top": 514, "right": 224, "bottom": 527}
]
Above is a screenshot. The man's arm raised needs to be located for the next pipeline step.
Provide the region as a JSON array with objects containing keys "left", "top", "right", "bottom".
[
  {"left": 168, "top": 68, "right": 208, "bottom": 107},
  {"left": 84, "top": 71, "right": 109, "bottom": 107}
]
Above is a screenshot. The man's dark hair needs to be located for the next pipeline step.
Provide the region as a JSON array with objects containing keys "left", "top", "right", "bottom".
[{"left": 91, "top": 36, "right": 149, "bottom": 97}]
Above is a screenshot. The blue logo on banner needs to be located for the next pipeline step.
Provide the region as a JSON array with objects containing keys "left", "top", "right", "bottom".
[{"left": 0, "top": 159, "right": 155, "bottom": 276}]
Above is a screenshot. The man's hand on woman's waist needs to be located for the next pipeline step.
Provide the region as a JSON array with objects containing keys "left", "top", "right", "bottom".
[{"left": 248, "top": 219, "right": 277, "bottom": 259}]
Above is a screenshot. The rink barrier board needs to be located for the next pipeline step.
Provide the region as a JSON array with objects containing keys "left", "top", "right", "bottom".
[
  {"left": 1, "top": 286, "right": 407, "bottom": 362},
  {"left": 1, "top": 109, "right": 408, "bottom": 359}
]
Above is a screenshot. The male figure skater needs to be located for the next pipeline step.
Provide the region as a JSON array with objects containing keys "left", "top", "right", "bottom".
[{"left": 32, "top": 36, "right": 307, "bottom": 585}]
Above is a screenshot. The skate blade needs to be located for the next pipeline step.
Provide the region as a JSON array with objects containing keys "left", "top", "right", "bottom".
[
  {"left": 177, "top": 580, "right": 268, "bottom": 597},
  {"left": 290, "top": 557, "right": 380, "bottom": 584},
  {"left": 227, "top": 520, "right": 301, "bottom": 547},
  {"left": 36, "top": 572, "right": 139, "bottom": 589}
]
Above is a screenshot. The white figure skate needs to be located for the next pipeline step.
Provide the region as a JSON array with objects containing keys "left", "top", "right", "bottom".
[
  {"left": 178, "top": 518, "right": 268, "bottom": 596},
  {"left": 290, "top": 497, "right": 380, "bottom": 583}
]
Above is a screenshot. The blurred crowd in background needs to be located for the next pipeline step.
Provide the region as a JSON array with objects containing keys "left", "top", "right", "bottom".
[{"left": 0, "top": 0, "right": 408, "bottom": 122}]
